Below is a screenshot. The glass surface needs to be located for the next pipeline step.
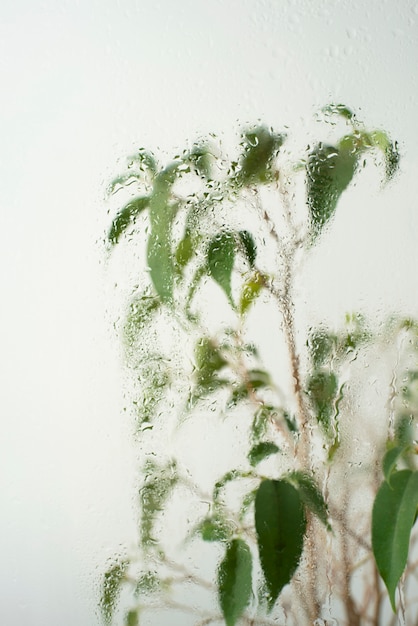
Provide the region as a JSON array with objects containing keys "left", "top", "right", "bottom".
[{"left": 2, "top": 1, "right": 418, "bottom": 625}]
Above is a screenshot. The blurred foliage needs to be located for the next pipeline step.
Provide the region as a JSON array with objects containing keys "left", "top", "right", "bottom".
[{"left": 102, "top": 107, "right": 418, "bottom": 626}]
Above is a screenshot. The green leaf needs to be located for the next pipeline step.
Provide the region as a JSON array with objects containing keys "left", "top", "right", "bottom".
[
  {"left": 322, "top": 103, "right": 355, "bottom": 121},
  {"left": 308, "top": 329, "right": 337, "bottom": 367},
  {"left": 239, "top": 126, "right": 285, "bottom": 185},
  {"left": 197, "top": 515, "right": 234, "bottom": 543},
  {"left": 100, "top": 559, "right": 129, "bottom": 625},
  {"left": 125, "top": 610, "right": 139, "bottom": 626},
  {"left": 147, "top": 163, "right": 179, "bottom": 302},
  {"left": 395, "top": 414, "right": 414, "bottom": 448},
  {"left": 306, "top": 370, "right": 338, "bottom": 432},
  {"left": 207, "top": 231, "right": 236, "bottom": 304},
  {"left": 218, "top": 539, "right": 253, "bottom": 626},
  {"left": 134, "top": 571, "right": 160, "bottom": 597},
  {"left": 255, "top": 479, "right": 306, "bottom": 610},
  {"left": 140, "top": 460, "right": 178, "bottom": 548},
  {"left": 191, "top": 337, "right": 228, "bottom": 403},
  {"left": 239, "top": 271, "right": 265, "bottom": 316},
  {"left": 368, "top": 130, "right": 400, "bottom": 181},
  {"left": 186, "top": 143, "right": 215, "bottom": 179},
  {"left": 251, "top": 406, "right": 273, "bottom": 441},
  {"left": 248, "top": 441, "right": 280, "bottom": 466},
  {"left": 238, "top": 230, "right": 257, "bottom": 267},
  {"left": 228, "top": 370, "right": 271, "bottom": 407},
  {"left": 175, "top": 232, "right": 194, "bottom": 270},
  {"left": 306, "top": 142, "right": 357, "bottom": 240},
  {"left": 372, "top": 470, "right": 418, "bottom": 611},
  {"left": 287, "top": 471, "right": 331, "bottom": 530},
  {"left": 124, "top": 293, "right": 160, "bottom": 347},
  {"left": 108, "top": 196, "right": 149, "bottom": 245},
  {"left": 383, "top": 446, "right": 404, "bottom": 484}
]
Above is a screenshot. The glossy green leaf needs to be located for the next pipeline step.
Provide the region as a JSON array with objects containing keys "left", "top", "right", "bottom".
[
  {"left": 239, "top": 126, "right": 285, "bottom": 185},
  {"left": 238, "top": 230, "right": 257, "bottom": 267},
  {"left": 125, "top": 610, "right": 139, "bottom": 626},
  {"left": 287, "top": 471, "right": 331, "bottom": 530},
  {"left": 248, "top": 441, "right": 280, "bottom": 466},
  {"left": 255, "top": 479, "right": 306, "bottom": 610},
  {"left": 108, "top": 196, "right": 149, "bottom": 245},
  {"left": 207, "top": 231, "right": 236, "bottom": 303},
  {"left": 100, "top": 560, "right": 129, "bottom": 625},
  {"left": 218, "top": 539, "right": 253, "bottom": 626},
  {"left": 372, "top": 470, "right": 418, "bottom": 611},
  {"left": 306, "top": 142, "right": 357, "bottom": 240}
]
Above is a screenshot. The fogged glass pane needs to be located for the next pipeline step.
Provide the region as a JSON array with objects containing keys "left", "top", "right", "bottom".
[{"left": 2, "top": 1, "right": 418, "bottom": 625}]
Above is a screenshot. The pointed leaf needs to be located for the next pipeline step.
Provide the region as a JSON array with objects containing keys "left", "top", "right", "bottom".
[
  {"left": 218, "top": 539, "right": 253, "bottom": 626},
  {"left": 109, "top": 197, "right": 150, "bottom": 245},
  {"left": 372, "top": 470, "right": 418, "bottom": 611},
  {"left": 248, "top": 441, "right": 280, "bottom": 467},
  {"left": 255, "top": 479, "right": 306, "bottom": 610},
  {"left": 239, "top": 271, "right": 265, "bottom": 316},
  {"left": 147, "top": 163, "right": 179, "bottom": 302},
  {"left": 306, "top": 142, "right": 357, "bottom": 240},
  {"left": 287, "top": 471, "right": 331, "bottom": 530},
  {"left": 207, "top": 231, "right": 235, "bottom": 303},
  {"left": 238, "top": 230, "right": 257, "bottom": 267}
]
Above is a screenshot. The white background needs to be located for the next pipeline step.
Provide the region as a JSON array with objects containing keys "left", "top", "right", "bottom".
[{"left": 1, "top": 1, "right": 418, "bottom": 624}]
